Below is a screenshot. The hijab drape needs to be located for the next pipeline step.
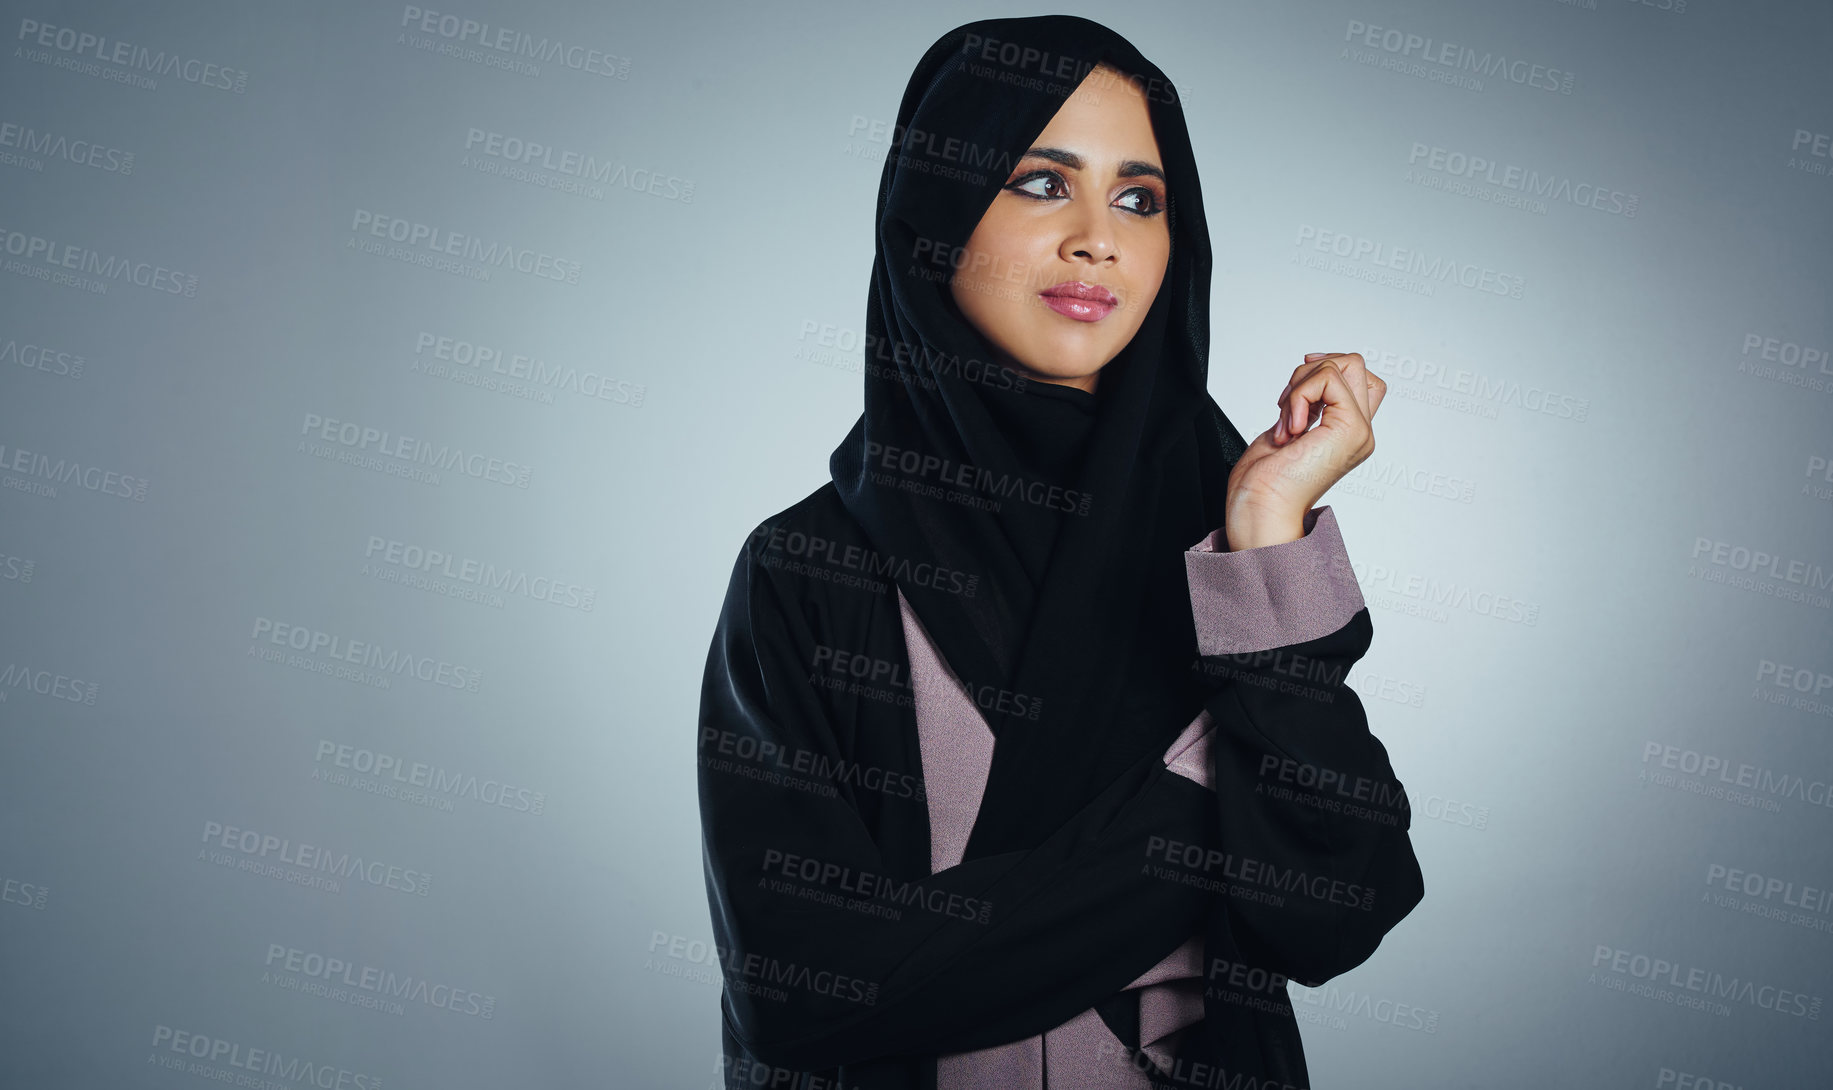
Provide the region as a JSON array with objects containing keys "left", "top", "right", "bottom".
[{"left": 829, "top": 12, "right": 1249, "bottom": 861}]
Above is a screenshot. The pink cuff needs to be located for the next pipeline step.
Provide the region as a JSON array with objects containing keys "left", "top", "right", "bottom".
[
  {"left": 1160, "top": 712, "right": 1213, "bottom": 789},
  {"left": 1185, "top": 506, "right": 1364, "bottom": 656}
]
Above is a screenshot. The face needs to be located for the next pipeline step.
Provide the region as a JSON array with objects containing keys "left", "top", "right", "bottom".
[{"left": 948, "top": 64, "right": 1170, "bottom": 395}]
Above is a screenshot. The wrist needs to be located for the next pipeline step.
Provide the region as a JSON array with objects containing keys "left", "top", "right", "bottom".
[{"left": 1224, "top": 507, "right": 1307, "bottom": 552}]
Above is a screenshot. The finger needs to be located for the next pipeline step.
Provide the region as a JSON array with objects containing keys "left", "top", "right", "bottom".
[
  {"left": 1285, "top": 353, "right": 1384, "bottom": 428},
  {"left": 1278, "top": 356, "right": 1325, "bottom": 406},
  {"left": 1281, "top": 352, "right": 1366, "bottom": 417},
  {"left": 1288, "top": 363, "right": 1335, "bottom": 434},
  {"left": 1287, "top": 362, "right": 1373, "bottom": 454},
  {"left": 1330, "top": 352, "right": 1375, "bottom": 421},
  {"left": 1275, "top": 356, "right": 1333, "bottom": 439}
]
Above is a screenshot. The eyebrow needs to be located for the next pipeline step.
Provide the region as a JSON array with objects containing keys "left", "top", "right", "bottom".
[{"left": 1017, "top": 145, "right": 1166, "bottom": 184}]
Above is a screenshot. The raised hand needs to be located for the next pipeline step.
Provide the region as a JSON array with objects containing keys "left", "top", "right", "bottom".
[{"left": 1223, "top": 351, "right": 1386, "bottom": 552}]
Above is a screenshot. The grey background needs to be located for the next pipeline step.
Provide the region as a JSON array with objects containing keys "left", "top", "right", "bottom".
[{"left": 2, "top": 0, "right": 1829, "bottom": 1087}]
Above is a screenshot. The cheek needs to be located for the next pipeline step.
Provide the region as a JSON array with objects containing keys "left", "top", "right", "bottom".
[
  {"left": 1132, "top": 250, "right": 1169, "bottom": 315},
  {"left": 953, "top": 242, "right": 1040, "bottom": 315},
  {"left": 963, "top": 215, "right": 1048, "bottom": 279}
]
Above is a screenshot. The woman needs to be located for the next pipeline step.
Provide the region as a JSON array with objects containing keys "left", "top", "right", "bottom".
[{"left": 698, "top": 14, "right": 1424, "bottom": 1089}]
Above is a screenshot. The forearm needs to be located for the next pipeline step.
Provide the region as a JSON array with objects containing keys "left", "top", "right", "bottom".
[
  {"left": 709, "top": 753, "right": 1214, "bottom": 1068},
  {"left": 1184, "top": 505, "right": 1425, "bottom": 984},
  {"left": 1197, "top": 611, "right": 1424, "bottom": 984}
]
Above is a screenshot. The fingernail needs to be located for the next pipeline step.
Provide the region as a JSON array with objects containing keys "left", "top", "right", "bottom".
[{"left": 1304, "top": 352, "right": 1332, "bottom": 361}]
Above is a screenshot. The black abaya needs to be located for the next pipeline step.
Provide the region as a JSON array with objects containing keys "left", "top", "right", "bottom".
[{"left": 699, "top": 14, "right": 1424, "bottom": 1089}]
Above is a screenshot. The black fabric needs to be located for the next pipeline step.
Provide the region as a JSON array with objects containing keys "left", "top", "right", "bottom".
[
  {"left": 827, "top": 11, "right": 1240, "bottom": 862},
  {"left": 700, "top": 14, "right": 1426, "bottom": 1090},
  {"left": 972, "top": 378, "right": 1096, "bottom": 588}
]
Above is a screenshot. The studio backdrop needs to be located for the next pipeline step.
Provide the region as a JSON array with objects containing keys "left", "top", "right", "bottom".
[{"left": 1, "top": 1, "right": 1829, "bottom": 1087}]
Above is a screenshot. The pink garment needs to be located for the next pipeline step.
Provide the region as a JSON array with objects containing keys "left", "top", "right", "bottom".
[{"left": 896, "top": 506, "right": 1365, "bottom": 1088}]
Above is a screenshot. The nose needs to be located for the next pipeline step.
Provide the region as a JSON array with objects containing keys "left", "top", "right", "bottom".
[{"left": 1058, "top": 201, "right": 1118, "bottom": 266}]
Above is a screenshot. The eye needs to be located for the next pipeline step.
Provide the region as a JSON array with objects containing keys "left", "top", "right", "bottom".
[
  {"left": 1116, "top": 187, "right": 1165, "bottom": 217},
  {"left": 1006, "top": 170, "right": 1068, "bottom": 200},
  {"left": 1004, "top": 170, "right": 1166, "bottom": 218}
]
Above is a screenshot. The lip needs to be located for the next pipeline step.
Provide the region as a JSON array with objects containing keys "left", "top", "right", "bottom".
[{"left": 1038, "top": 280, "right": 1117, "bottom": 322}]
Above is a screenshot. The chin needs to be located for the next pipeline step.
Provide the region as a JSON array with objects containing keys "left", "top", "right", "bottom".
[{"left": 1018, "top": 338, "right": 1115, "bottom": 379}]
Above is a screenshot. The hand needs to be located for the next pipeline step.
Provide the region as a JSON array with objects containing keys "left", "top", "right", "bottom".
[{"left": 1224, "top": 352, "right": 1386, "bottom": 552}]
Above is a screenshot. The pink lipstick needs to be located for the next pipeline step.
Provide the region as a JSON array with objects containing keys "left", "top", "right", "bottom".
[{"left": 1038, "top": 280, "right": 1117, "bottom": 322}]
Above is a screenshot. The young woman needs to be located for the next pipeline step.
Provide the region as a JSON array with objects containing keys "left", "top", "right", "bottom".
[{"left": 698, "top": 15, "right": 1424, "bottom": 1089}]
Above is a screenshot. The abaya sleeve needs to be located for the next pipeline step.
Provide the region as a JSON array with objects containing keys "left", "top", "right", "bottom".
[
  {"left": 699, "top": 529, "right": 1217, "bottom": 1072},
  {"left": 1186, "top": 505, "right": 1427, "bottom": 987}
]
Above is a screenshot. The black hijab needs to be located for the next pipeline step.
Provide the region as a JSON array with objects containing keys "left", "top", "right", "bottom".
[{"left": 829, "top": 13, "right": 1249, "bottom": 860}]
